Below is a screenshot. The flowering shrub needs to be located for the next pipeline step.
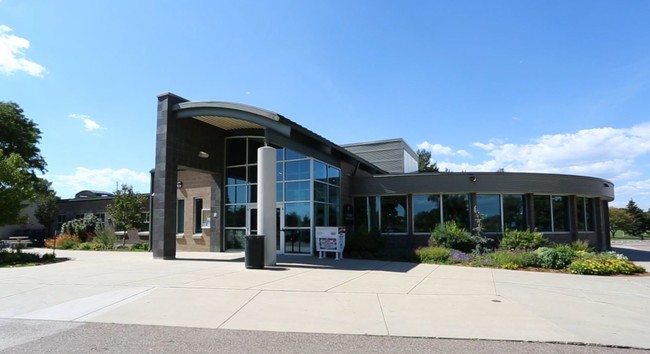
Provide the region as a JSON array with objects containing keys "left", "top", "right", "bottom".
[
  {"left": 567, "top": 253, "right": 645, "bottom": 275},
  {"left": 44, "top": 234, "right": 81, "bottom": 250},
  {"left": 449, "top": 250, "right": 472, "bottom": 263}
]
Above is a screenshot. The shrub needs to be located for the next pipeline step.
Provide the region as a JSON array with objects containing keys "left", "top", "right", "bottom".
[
  {"left": 570, "top": 240, "right": 592, "bottom": 252},
  {"left": 500, "top": 229, "right": 547, "bottom": 250},
  {"left": 60, "top": 214, "right": 100, "bottom": 242},
  {"left": 482, "top": 250, "right": 538, "bottom": 269},
  {"left": 45, "top": 234, "right": 81, "bottom": 250},
  {"left": 535, "top": 245, "right": 577, "bottom": 269},
  {"left": 93, "top": 227, "right": 117, "bottom": 250},
  {"left": 567, "top": 253, "right": 645, "bottom": 275},
  {"left": 0, "top": 250, "right": 56, "bottom": 267},
  {"left": 415, "top": 247, "right": 450, "bottom": 263},
  {"left": 429, "top": 221, "right": 475, "bottom": 252},
  {"left": 77, "top": 242, "right": 94, "bottom": 250},
  {"left": 344, "top": 228, "right": 386, "bottom": 259},
  {"left": 130, "top": 242, "right": 149, "bottom": 251}
]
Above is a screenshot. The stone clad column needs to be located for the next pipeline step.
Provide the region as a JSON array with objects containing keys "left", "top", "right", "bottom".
[
  {"left": 153, "top": 93, "right": 186, "bottom": 259},
  {"left": 257, "top": 145, "right": 277, "bottom": 266}
]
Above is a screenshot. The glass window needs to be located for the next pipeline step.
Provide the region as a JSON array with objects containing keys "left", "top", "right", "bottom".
[
  {"left": 226, "top": 167, "right": 246, "bottom": 185},
  {"left": 475, "top": 195, "right": 502, "bottom": 232},
  {"left": 141, "top": 212, "right": 150, "bottom": 232},
  {"left": 194, "top": 198, "right": 203, "bottom": 234},
  {"left": 226, "top": 138, "right": 246, "bottom": 166},
  {"left": 285, "top": 149, "right": 306, "bottom": 160},
  {"left": 225, "top": 229, "right": 245, "bottom": 249},
  {"left": 248, "top": 138, "right": 264, "bottom": 164},
  {"left": 442, "top": 194, "right": 470, "bottom": 229},
  {"left": 247, "top": 166, "right": 258, "bottom": 184},
  {"left": 381, "top": 195, "right": 407, "bottom": 233},
  {"left": 552, "top": 196, "right": 569, "bottom": 232},
  {"left": 533, "top": 195, "right": 552, "bottom": 232},
  {"left": 413, "top": 194, "right": 441, "bottom": 233},
  {"left": 329, "top": 205, "right": 340, "bottom": 226},
  {"left": 328, "top": 166, "right": 341, "bottom": 186},
  {"left": 354, "top": 197, "right": 369, "bottom": 233},
  {"left": 276, "top": 148, "right": 284, "bottom": 161},
  {"left": 276, "top": 183, "right": 283, "bottom": 202},
  {"left": 286, "top": 181, "right": 310, "bottom": 201},
  {"left": 225, "top": 205, "right": 245, "bottom": 227},
  {"left": 314, "top": 161, "right": 327, "bottom": 182},
  {"left": 285, "top": 202, "right": 310, "bottom": 227},
  {"left": 585, "top": 198, "right": 595, "bottom": 231},
  {"left": 503, "top": 194, "right": 526, "bottom": 230},
  {"left": 226, "top": 185, "right": 246, "bottom": 204},
  {"left": 248, "top": 185, "right": 257, "bottom": 203},
  {"left": 285, "top": 160, "right": 310, "bottom": 180},
  {"left": 314, "top": 181, "right": 327, "bottom": 202},
  {"left": 315, "top": 203, "right": 326, "bottom": 226},
  {"left": 577, "top": 197, "right": 586, "bottom": 231},
  {"left": 276, "top": 162, "right": 284, "bottom": 181},
  {"left": 176, "top": 199, "right": 185, "bottom": 234},
  {"left": 328, "top": 186, "right": 340, "bottom": 205}
]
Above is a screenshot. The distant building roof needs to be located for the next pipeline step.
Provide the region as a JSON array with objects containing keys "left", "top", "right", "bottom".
[{"left": 74, "top": 190, "right": 115, "bottom": 199}]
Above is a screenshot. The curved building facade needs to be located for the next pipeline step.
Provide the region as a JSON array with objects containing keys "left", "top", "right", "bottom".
[{"left": 152, "top": 93, "right": 614, "bottom": 259}]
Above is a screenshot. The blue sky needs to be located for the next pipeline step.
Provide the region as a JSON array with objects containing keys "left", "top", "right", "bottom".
[{"left": 1, "top": 0, "right": 650, "bottom": 209}]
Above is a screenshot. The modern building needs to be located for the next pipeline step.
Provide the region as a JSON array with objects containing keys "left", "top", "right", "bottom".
[
  {"left": 56, "top": 190, "right": 150, "bottom": 244},
  {"left": 151, "top": 93, "right": 614, "bottom": 260}
]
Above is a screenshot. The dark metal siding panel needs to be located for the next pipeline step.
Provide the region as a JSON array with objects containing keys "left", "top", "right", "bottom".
[{"left": 350, "top": 172, "right": 614, "bottom": 201}]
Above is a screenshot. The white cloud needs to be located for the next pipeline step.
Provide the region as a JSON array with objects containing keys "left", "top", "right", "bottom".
[
  {"left": 421, "top": 122, "right": 650, "bottom": 208},
  {"left": 50, "top": 167, "right": 150, "bottom": 197},
  {"left": 417, "top": 141, "right": 473, "bottom": 158},
  {"left": 0, "top": 25, "right": 46, "bottom": 77},
  {"left": 69, "top": 113, "right": 104, "bottom": 132},
  {"left": 467, "top": 122, "right": 650, "bottom": 177}
]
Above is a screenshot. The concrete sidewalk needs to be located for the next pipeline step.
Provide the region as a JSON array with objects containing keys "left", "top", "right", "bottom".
[{"left": 1, "top": 248, "right": 649, "bottom": 349}]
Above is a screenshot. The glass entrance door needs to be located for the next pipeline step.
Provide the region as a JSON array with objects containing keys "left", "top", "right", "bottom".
[{"left": 247, "top": 204, "right": 284, "bottom": 254}]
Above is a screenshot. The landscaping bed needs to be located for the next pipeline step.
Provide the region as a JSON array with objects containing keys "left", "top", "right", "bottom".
[{"left": 414, "top": 222, "right": 646, "bottom": 276}]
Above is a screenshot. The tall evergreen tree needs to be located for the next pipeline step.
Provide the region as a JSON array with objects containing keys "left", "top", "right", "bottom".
[
  {"left": 416, "top": 149, "right": 439, "bottom": 172},
  {"left": 625, "top": 199, "right": 645, "bottom": 239}
]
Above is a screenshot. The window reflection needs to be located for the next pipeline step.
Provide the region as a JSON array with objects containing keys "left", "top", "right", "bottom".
[
  {"left": 442, "top": 194, "right": 470, "bottom": 229},
  {"left": 381, "top": 195, "right": 407, "bottom": 233},
  {"left": 413, "top": 194, "right": 441, "bottom": 233},
  {"left": 475, "top": 194, "right": 501, "bottom": 232}
]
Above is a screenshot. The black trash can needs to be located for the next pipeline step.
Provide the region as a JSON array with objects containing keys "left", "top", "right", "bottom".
[{"left": 244, "top": 235, "right": 265, "bottom": 269}]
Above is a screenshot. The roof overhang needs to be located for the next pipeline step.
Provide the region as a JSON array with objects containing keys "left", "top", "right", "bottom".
[{"left": 172, "top": 101, "right": 291, "bottom": 137}]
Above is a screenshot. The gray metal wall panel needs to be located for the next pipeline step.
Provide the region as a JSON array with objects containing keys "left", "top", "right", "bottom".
[{"left": 350, "top": 172, "right": 614, "bottom": 201}]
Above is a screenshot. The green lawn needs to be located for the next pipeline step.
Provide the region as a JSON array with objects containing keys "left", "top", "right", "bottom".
[{"left": 611, "top": 230, "right": 647, "bottom": 240}]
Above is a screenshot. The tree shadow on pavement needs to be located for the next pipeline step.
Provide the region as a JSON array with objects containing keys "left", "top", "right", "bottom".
[{"left": 612, "top": 247, "right": 650, "bottom": 261}]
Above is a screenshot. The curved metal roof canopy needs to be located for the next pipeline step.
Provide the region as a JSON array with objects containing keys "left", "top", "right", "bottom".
[{"left": 170, "top": 99, "right": 387, "bottom": 175}]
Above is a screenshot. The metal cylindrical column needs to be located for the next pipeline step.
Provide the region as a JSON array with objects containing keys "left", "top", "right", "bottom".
[{"left": 258, "top": 146, "right": 277, "bottom": 266}]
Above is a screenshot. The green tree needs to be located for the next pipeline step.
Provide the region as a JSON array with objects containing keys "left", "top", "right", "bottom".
[
  {"left": 416, "top": 149, "right": 439, "bottom": 172},
  {"left": 0, "top": 151, "right": 37, "bottom": 225},
  {"left": 609, "top": 207, "right": 633, "bottom": 238},
  {"left": 35, "top": 186, "right": 59, "bottom": 240},
  {"left": 0, "top": 102, "right": 46, "bottom": 173},
  {"left": 107, "top": 184, "right": 148, "bottom": 246},
  {"left": 0, "top": 101, "right": 49, "bottom": 226},
  {"left": 625, "top": 199, "right": 645, "bottom": 239}
]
